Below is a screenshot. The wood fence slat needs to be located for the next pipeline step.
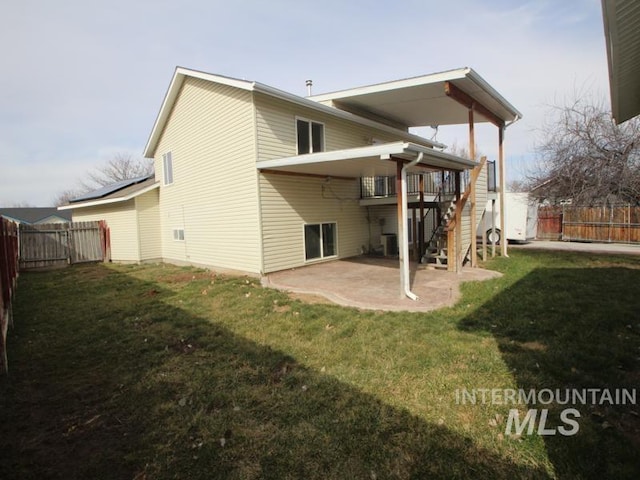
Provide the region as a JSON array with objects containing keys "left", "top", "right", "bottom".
[
  {"left": 19, "top": 221, "right": 106, "bottom": 270},
  {"left": 0, "top": 216, "right": 19, "bottom": 373},
  {"left": 539, "top": 205, "right": 640, "bottom": 244}
]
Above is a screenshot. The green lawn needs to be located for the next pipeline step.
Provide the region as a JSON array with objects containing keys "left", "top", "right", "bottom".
[{"left": 1, "top": 250, "right": 639, "bottom": 479}]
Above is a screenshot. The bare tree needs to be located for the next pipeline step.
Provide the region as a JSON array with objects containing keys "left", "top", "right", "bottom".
[
  {"left": 54, "top": 189, "right": 82, "bottom": 207},
  {"left": 55, "top": 153, "right": 154, "bottom": 206},
  {"left": 446, "top": 141, "right": 483, "bottom": 161},
  {"left": 82, "top": 153, "right": 154, "bottom": 190},
  {"left": 531, "top": 94, "right": 640, "bottom": 205},
  {"left": 507, "top": 179, "right": 530, "bottom": 192}
]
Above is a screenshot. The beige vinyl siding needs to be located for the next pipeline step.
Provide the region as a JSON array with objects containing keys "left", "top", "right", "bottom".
[
  {"left": 475, "top": 163, "right": 488, "bottom": 228},
  {"left": 260, "top": 173, "right": 367, "bottom": 273},
  {"left": 153, "top": 77, "right": 261, "bottom": 274},
  {"left": 254, "top": 93, "right": 416, "bottom": 161},
  {"left": 255, "top": 93, "right": 432, "bottom": 273},
  {"left": 459, "top": 162, "right": 489, "bottom": 260},
  {"left": 135, "top": 189, "right": 161, "bottom": 261},
  {"left": 71, "top": 201, "right": 140, "bottom": 262}
]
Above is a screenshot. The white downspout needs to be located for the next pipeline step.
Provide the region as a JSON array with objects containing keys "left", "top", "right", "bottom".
[{"left": 400, "top": 152, "right": 423, "bottom": 301}]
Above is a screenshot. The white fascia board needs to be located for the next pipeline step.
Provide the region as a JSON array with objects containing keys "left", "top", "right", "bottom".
[
  {"left": 58, "top": 183, "right": 160, "bottom": 211},
  {"left": 257, "top": 141, "right": 476, "bottom": 171},
  {"left": 464, "top": 68, "right": 523, "bottom": 122},
  {"left": 309, "top": 68, "right": 471, "bottom": 102},
  {"left": 310, "top": 67, "right": 522, "bottom": 124},
  {"left": 257, "top": 142, "right": 408, "bottom": 170}
]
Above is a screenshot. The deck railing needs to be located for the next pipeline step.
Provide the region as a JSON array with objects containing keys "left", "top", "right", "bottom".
[{"left": 360, "top": 170, "right": 470, "bottom": 199}]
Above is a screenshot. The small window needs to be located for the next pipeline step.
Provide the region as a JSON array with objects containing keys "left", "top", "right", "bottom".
[
  {"left": 296, "top": 119, "right": 324, "bottom": 154},
  {"left": 173, "top": 228, "right": 184, "bottom": 241},
  {"left": 304, "top": 222, "right": 336, "bottom": 261},
  {"left": 163, "top": 152, "right": 174, "bottom": 185}
]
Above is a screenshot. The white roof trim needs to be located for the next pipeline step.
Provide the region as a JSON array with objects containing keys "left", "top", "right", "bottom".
[
  {"left": 58, "top": 183, "right": 160, "bottom": 210},
  {"left": 309, "top": 67, "right": 523, "bottom": 124},
  {"left": 142, "top": 67, "right": 444, "bottom": 158},
  {"left": 257, "top": 142, "right": 477, "bottom": 172},
  {"left": 310, "top": 68, "right": 472, "bottom": 102}
]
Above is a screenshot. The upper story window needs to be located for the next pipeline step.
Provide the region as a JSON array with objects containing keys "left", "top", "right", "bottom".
[
  {"left": 162, "top": 151, "right": 174, "bottom": 185},
  {"left": 296, "top": 119, "right": 324, "bottom": 154}
]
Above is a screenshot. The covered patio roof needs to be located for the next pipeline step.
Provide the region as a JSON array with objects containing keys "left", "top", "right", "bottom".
[
  {"left": 309, "top": 67, "right": 522, "bottom": 128},
  {"left": 257, "top": 142, "right": 477, "bottom": 178}
]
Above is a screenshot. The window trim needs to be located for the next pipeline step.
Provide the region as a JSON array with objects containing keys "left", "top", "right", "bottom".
[
  {"left": 295, "top": 117, "right": 325, "bottom": 155},
  {"left": 303, "top": 221, "right": 338, "bottom": 263},
  {"left": 162, "top": 151, "right": 174, "bottom": 186}
]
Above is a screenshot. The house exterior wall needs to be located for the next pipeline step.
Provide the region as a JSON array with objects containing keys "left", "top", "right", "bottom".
[
  {"left": 152, "top": 77, "right": 262, "bottom": 274},
  {"left": 259, "top": 173, "right": 368, "bottom": 273},
  {"left": 71, "top": 200, "right": 140, "bottom": 262},
  {"left": 254, "top": 93, "right": 408, "bottom": 161},
  {"left": 135, "top": 189, "right": 161, "bottom": 261},
  {"left": 255, "top": 92, "right": 428, "bottom": 272}
]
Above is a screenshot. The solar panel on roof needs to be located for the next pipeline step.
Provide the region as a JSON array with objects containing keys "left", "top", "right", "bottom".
[{"left": 70, "top": 174, "right": 152, "bottom": 203}]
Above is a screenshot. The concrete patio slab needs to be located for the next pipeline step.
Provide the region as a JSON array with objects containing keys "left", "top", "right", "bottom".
[{"left": 262, "top": 256, "right": 502, "bottom": 312}]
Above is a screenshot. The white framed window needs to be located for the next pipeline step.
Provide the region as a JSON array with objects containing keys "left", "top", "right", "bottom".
[
  {"left": 304, "top": 222, "right": 336, "bottom": 261},
  {"left": 163, "top": 152, "right": 174, "bottom": 185},
  {"left": 296, "top": 118, "right": 325, "bottom": 154},
  {"left": 173, "top": 228, "right": 185, "bottom": 241}
]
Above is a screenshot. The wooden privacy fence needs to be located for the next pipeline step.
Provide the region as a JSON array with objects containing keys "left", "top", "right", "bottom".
[
  {"left": 537, "top": 205, "right": 640, "bottom": 244},
  {"left": 0, "top": 217, "right": 19, "bottom": 373},
  {"left": 537, "top": 206, "right": 563, "bottom": 240},
  {"left": 19, "top": 221, "right": 110, "bottom": 270},
  {"left": 563, "top": 205, "right": 640, "bottom": 244}
]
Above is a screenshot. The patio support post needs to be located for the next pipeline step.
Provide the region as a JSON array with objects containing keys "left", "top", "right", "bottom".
[
  {"left": 499, "top": 125, "right": 508, "bottom": 257},
  {"left": 412, "top": 208, "right": 417, "bottom": 261},
  {"left": 469, "top": 107, "right": 478, "bottom": 267},
  {"left": 455, "top": 170, "right": 462, "bottom": 273}
]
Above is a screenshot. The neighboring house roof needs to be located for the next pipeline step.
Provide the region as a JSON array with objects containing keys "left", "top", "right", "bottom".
[
  {"left": 0, "top": 208, "right": 72, "bottom": 224},
  {"left": 58, "top": 175, "right": 159, "bottom": 210},
  {"left": 143, "top": 67, "right": 450, "bottom": 158},
  {"left": 602, "top": 0, "right": 640, "bottom": 123},
  {"left": 309, "top": 67, "right": 522, "bottom": 128},
  {"left": 258, "top": 141, "right": 477, "bottom": 178}
]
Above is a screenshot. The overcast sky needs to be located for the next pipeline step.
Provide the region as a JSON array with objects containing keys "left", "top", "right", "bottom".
[{"left": 1, "top": 0, "right": 608, "bottom": 206}]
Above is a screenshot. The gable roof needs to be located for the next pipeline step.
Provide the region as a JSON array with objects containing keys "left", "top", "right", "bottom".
[
  {"left": 0, "top": 208, "right": 72, "bottom": 224},
  {"left": 601, "top": 0, "right": 640, "bottom": 123},
  {"left": 142, "top": 67, "right": 447, "bottom": 158},
  {"left": 309, "top": 68, "right": 522, "bottom": 127},
  {"left": 58, "top": 175, "right": 159, "bottom": 210}
]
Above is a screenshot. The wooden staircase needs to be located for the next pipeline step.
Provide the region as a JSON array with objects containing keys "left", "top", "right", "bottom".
[
  {"left": 422, "top": 197, "right": 455, "bottom": 268},
  {"left": 422, "top": 157, "right": 489, "bottom": 271}
]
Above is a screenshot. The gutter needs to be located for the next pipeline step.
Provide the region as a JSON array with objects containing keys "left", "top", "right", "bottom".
[{"left": 399, "top": 152, "right": 423, "bottom": 301}]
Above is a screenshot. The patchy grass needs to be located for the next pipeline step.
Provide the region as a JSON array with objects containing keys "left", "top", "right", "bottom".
[{"left": 1, "top": 250, "right": 639, "bottom": 479}]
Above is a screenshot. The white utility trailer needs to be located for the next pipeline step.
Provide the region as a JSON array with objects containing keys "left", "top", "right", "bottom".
[{"left": 482, "top": 192, "right": 538, "bottom": 244}]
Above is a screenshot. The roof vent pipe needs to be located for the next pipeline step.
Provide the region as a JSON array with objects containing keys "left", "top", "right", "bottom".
[{"left": 306, "top": 79, "right": 313, "bottom": 96}]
